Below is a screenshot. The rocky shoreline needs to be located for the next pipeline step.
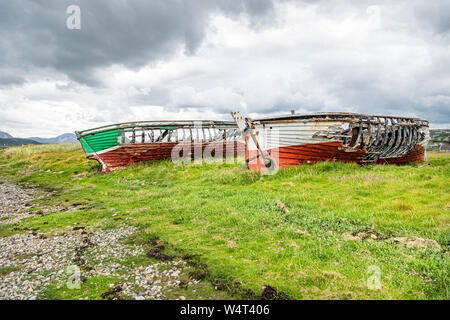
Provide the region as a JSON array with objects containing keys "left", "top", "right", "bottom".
[
  {"left": 0, "top": 181, "right": 44, "bottom": 225},
  {"left": 0, "top": 181, "right": 199, "bottom": 300}
]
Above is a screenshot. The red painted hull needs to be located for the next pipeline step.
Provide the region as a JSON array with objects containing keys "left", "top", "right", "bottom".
[
  {"left": 246, "top": 141, "right": 426, "bottom": 171},
  {"left": 89, "top": 141, "right": 245, "bottom": 172}
]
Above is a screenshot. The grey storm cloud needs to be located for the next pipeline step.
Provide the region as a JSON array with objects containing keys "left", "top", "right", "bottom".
[
  {"left": 0, "top": 0, "right": 448, "bottom": 86},
  {"left": 414, "top": 1, "right": 450, "bottom": 35},
  {"left": 0, "top": 0, "right": 276, "bottom": 85},
  {"left": 0, "top": 0, "right": 449, "bottom": 137}
]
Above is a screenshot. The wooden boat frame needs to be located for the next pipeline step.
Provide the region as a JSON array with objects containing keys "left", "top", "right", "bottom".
[
  {"left": 76, "top": 120, "right": 244, "bottom": 172},
  {"left": 231, "top": 111, "right": 430, "bottom": 171}
]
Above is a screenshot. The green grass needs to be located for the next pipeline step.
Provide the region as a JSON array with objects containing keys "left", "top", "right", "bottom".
[
  {"left": 40, "top": 275, "right": 120, "bottom": 300},
  {"left": 0, "top": 266, "right": 21, "bottom": 276},
  {"left": 0, "top": 143, "right": 449, "bottom": 299}
]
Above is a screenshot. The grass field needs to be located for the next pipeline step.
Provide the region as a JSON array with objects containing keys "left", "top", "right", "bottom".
[{"left": 0, "top": 143, "right": 448, "bottom": 299}]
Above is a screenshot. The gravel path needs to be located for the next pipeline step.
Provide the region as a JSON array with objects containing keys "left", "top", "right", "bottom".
[{"left": 0, "top": 181, "right": 198, "bottom": 300}]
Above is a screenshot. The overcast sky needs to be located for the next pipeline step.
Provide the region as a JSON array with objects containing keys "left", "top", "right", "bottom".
[{"left": 0, "top": 0, "right": 449, "bottom": 137}]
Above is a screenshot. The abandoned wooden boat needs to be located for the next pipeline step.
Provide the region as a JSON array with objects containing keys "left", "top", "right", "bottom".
[
  {"left": 76, "top": 120, "right": 244, "bottom": 172},
  {"left": 231, "top": 111, "right": 430, "bottom": 171}
]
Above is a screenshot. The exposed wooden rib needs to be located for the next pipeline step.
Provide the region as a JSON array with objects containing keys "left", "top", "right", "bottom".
[{"left": 232, "top": 111, "right": 429, "bottom": 171}]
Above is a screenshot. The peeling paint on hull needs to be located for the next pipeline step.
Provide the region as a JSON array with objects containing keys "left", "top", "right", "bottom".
[
  {"left": 76, "top": 120, "right": 244, "bottom": 173},
  {"left": 247, "top": 142, "right": 426, "bottom": 171},
  {"left": 88, "top": 141, "right": 245, "bottom": 172},
  {"left": 232, "top": 111, "right": 430, "bottom": 171}
]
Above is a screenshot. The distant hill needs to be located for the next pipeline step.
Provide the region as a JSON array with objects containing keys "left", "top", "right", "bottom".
[
  {"left": 0, "top": 138, "right": 41, "bottom": 147},
  {"left": 0, "top": 131, "right": 13, "bottom": 139},
  {"left": 27, "top": 133, "right": 78, "bottom": 144},
  {"left": 0, "top": 130, "right": 78, "bottom": 147}
]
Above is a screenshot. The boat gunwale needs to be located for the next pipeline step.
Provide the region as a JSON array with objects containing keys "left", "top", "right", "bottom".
[
  {"left": 75, "top": 120, "right": 239, "bottom": 138},
  {"left": 250, "top": 112, "right": 429, "bottom": 124}
]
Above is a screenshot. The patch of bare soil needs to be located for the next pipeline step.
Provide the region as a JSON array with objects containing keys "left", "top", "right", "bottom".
[
  {"left": 146, "top": 236, "right": 164, "bottom": 246},
  {"left": 276, "top": 200, "right": 289, "bottom": 214},
  {"left": 345, "top": 228, "right": 390, "bottom": 241},
  {"left": 189, "top": 269, "right": 210, "bottom": 281},
  {"left": 101, "top": 285, "right": 123, "bottom": 300},
  {"left": 146, "top": 245, "right": 173, "bottom": 261},
  {"left": 73, "top": 232, "right": 95, "bottom": 271},
  {"left": 69, "top": 172, "right": 89, "bottom": 182},
  {"left": 393, "top": 237, "right": 442, "bottom": 251},
  {"left": 293, "top": 229, "right": 311, "bottom": 237},
  {"left": 343, "top": 228, "right": 442, "bottom": 251},
  {"left": 260, "top": 286, "right": 291, "bottom": 300}
]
